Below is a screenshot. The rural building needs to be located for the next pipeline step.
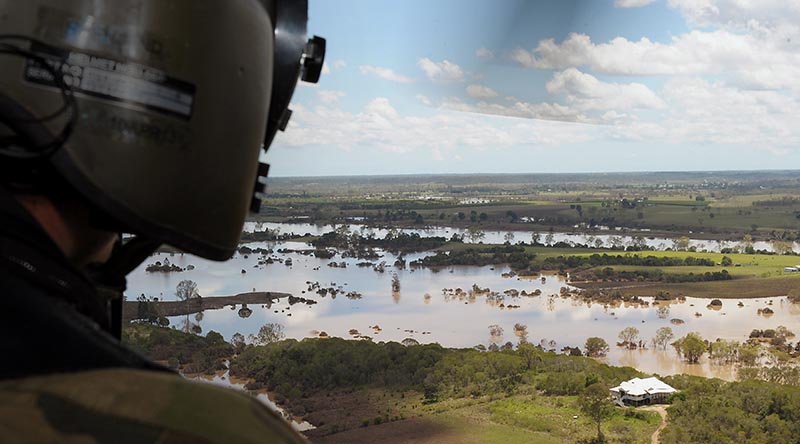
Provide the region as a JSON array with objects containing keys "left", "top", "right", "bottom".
[{"left": 610, "top": 377, "right": 677, "bottom": 406}]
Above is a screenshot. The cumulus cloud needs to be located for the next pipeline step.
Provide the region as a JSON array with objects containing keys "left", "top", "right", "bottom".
[
  {"left": 415, "top": 94, "right": 432, "bottom": 105},
  {"left": 317, "top": 90, "right": 345, "bottom": 104},
  {"left": 668, "top": 0, "right": 800, "bottom": 28},
  {"left": 546, "top": 68, "right": 666, "bottom": 110},
  {"left": 466, "top": 84, "right": 499, "bottom": 98},
  {"left": 359, "top": 65, "right": 413, "bottom": 83},
  {"left": 614, "top": 0, "right": 656, "bottom": 8},
  {"left": 280, "top": 97, "right": 598, "bottom": 154},
  {"left": 510, "top": 30, "right": 800, "bottom": 91},
  {"left": 658, "top": 77, "right": 800, "bottom": 146},
  {"left": 333, "top": 59, "right": 347, "bottom": 69},
  {"left": 476, "top": 47, "right": 494, "bottom": 59},
  {"left": 417, "top": 58, "right": 466, "bottom": 83}
]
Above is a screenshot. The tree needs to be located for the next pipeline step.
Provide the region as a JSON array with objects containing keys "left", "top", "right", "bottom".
[
  {"left": 175, "top": 280, "right": 199, "bottom": 301},
  {"left": 585, "top": 337, "right": 609, "bottom": 357},
  {"left": 466, "top": 226, "right": 485, "bottom": 243},
  {"left": 250, "top": 323, "right": 285, "bottom": 346},
  {"left": 672, "top": 236, "right": 690, "bottom": 251},
  {"left": 504, "top": 231, "right": 515, "bottom": 243},
  {"left": 231, "top": 332, "right": 247, "bottom": 354},
  {"left": 488, "top": 324, "right": 504, "bottom": 343},
  {"left": 401, "top": 337, "right": 420, "bottom": 346},
  {"left": 651, "top": 327, "right": 674, "bottom": 350},
  {"left": 513, "top": 323, "right": 529, "bottom": 344},
  {"left": 618, "top": 327, "right": 640, "bottom": 348},
  {"left": 545, "top": 232, "right": 555, "bottom": 245},
  {"left": 674, "top": 332, "right": 706, "bottom": 363},
  {"left": 580, "top": 383, "right": 614, "bottom": 443},
  {"left": 517, "top": 342, "right": 540, "bottom": 369},
  {"left": 530, "top": 232, "right": 541, "bottom": 245},
  {"left": 721, "top": 256, "right": 733, "bottom": 266}
]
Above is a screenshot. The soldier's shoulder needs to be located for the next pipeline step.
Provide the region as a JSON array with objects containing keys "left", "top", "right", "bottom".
[{"left": 0, "top": 368, "right": 306, "bottom": 444}]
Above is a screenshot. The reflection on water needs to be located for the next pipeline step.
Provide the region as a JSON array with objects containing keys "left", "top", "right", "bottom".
[
  {"left": 610, "top": 348, "right": 737, "bottom": 381},
  {"left": 129, "top": 233, "right": 800, "bottom": 381},
  {"left": 191, "top": 369, "right": 314, "bottom": 431},
  {"left": 243, "top": 222, "right": 793, "bottom": 253}
]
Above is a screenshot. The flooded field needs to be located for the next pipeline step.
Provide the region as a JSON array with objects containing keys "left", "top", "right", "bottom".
[
  {"left": 245, "top": 222, "right": 790, "bottom": 253},
  {"left": 128, "top": 226, "right": 800, "bottom": 381}
]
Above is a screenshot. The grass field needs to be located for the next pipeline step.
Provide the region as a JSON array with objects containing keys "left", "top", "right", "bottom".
[
  {"left": 437, "top": 243, "right": 800, "bottom": 298},
  {"left": 257, "top": 171, "right": 800, "bottom": 240},
  {"left": 309, "top": 391, "right": 659, "bottom": 444}
]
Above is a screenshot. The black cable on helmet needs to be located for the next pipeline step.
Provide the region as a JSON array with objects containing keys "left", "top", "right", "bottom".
[{"left": 0, "top": 35, "right": 77, "bottom": 160}]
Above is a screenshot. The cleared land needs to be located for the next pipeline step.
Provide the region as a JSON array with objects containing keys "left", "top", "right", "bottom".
[{"left": 258, "top": 171, "right": 800, "bottom": 241}]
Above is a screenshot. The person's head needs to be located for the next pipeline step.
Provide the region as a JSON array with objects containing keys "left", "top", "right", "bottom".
[{"left": 0, "top": 0, "right": 324, "bottom": 264}]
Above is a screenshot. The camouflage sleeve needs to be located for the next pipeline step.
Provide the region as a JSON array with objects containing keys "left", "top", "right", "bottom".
[{"left": 0, "top": 368, "right": 307, "bottom": 444}]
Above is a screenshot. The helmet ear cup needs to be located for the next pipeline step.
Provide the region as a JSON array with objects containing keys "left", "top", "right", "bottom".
[{"left": 263, "top": 0, "right": 325, "bottom": 149}]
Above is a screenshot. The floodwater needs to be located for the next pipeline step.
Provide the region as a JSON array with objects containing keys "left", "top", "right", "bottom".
[
  {"left": 191, "top": 367, "right": 314, "bottom": 431},
  {"left": 127, "top": 227, "right": 800, "bottom": 381},
  {"left": 244, "top": 222, "right": 793, "bottom": 253}
]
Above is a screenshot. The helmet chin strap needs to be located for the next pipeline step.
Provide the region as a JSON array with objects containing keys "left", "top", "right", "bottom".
[{"left": 87, "top": 236, "right": 161, "bottom": 339}]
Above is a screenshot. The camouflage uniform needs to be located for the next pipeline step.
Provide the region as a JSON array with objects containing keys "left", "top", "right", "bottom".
[
  {"left": 0, "top": 189, "right": 305, "bottom": 443},
  {"left": 0, "top": 369, "right": 306, "bottom": 443}
]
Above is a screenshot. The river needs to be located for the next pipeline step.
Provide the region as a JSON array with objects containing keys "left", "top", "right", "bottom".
[{"left": 127, "top": 223, "right": 800, "bottom": 381}]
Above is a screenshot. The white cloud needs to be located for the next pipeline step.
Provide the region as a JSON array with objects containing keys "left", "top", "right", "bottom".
[
  {"left": 317, "top": 89, "right": 345, "bottom": 104},
  {"left": 466, "top": 84, "right": 499, "bottom": 98},
  {"left": 415, "top": 94, "right": 432, "bottom": 105},
  {"left": 417, "top": 58, "right": 466, "bottom": 83},
  {"left": 321, "top": 63, "right": 331, "bottom": 75},
  {"left": 358, "top": 65, "right": 413, "bottom": 83},
  {"left": 658, "top": 76, "right": 800, "bottom": 147},
  {"left": 614, "top": 0, "right": 656, "bottom": 7},
  {"left": 441, "top": 96, "right": 590, "bottom": 123},
  {"left": 510, "top": 30, "right": 800, "bottom": 91},
  {"left": 546, "top": 68, "right": 666, "bottom": 110},
  {"left": 602, "top": 76, "right": 800, "bottom": 150},
  {"left": 668, "top": 0, "right": 800, "bottom": 28},
  {"left": 279, "top": 97, "right": 598, "bottom": 155},
  {"left": 476, "top": 47, "right": 494, "bottom": 59},
  {"left": 333, "top": 59, "right": 347, "bottom": 69}
]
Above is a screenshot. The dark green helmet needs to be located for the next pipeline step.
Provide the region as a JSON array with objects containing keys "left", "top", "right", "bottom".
[{"left": 0, "top": 0, "right": 324, "bottom": 260}]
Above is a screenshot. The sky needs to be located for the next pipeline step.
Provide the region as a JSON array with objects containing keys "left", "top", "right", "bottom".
[{"left": 265, "top": 0, "right": 800, "bottom": 177}]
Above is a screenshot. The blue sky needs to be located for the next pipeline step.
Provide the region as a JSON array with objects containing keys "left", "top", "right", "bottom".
[{"left": 266, "top": 0, "right": 800, "bottom": 176}]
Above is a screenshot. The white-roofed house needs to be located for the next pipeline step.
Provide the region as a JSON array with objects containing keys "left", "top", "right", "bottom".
[{"left": 609, "top": 377, "right": 677, "bottom": 407}]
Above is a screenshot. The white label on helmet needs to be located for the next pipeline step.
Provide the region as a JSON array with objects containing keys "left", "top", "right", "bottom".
[{"left": 24, "top": 42, "right": 195, "bottom": 120}]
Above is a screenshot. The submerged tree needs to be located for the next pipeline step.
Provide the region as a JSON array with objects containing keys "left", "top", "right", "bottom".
[
  {"left": 674, "top": 332, "right": 706, "bottom": 363},
  {"left": 176, "top": 279, "right": 200, "bottom": 301},
  {"left": 488, "top": 324, "right": 504, "bottom": 344},
  {"left": 618, "top": 326, "right": 640, "bottom": 349},
  {"left": 651, "top": 327, "right": 674, "bottom": 350},
  {"left": 391, "top": 273, "right": 401, "bottom": 304},
  {"left": 513, "top": 323, "right": 529, "bottom": 344},
  {"left": 466, "top": 226, "right": 485, "bottom": 243},
  {"left": 584, "top": 337, "right": 610, "bottom": 357}
]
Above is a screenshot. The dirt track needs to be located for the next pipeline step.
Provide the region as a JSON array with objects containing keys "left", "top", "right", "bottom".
[{"left": 639, "top": 405, "right": 668, "bottom": 444}]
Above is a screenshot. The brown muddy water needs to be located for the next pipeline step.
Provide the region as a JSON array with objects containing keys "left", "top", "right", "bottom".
[{"left": 128, "top": 231, "right": 800, "bottom": 381}]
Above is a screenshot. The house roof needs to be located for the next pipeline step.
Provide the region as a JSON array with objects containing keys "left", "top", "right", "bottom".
[{"left": 610, "top": 377, "right": 677, "bottom": 396}]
